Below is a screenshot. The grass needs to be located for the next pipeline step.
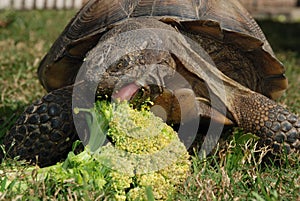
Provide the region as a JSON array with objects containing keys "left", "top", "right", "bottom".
[
  {"left": 0, "top": 9, "right": 300, "bottom": 200},
  {"left": 0, "top": 9, "right": 75, "bottom": 139},
  {"left": 175, "top": 131, "right": 300, "bottom": 200}
]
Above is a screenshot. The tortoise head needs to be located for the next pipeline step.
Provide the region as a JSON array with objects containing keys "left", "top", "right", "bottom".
[{"left": 71, "top": 18, "right": 223, "bottom": 122}]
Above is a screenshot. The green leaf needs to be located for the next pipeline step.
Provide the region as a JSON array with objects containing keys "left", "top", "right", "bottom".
[{"left": 73, "top": 101, "right": 112, "bottom": 153}]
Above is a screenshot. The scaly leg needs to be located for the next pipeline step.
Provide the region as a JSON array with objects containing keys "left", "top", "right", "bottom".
[{"left": 3, "top": 87, "right": 78, "bottom": 167}]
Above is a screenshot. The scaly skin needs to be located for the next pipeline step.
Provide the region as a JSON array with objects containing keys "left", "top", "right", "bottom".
[
  {"left": 233, "top": 92, "right": 300, "bottom": 154},
  {"left": 3, "top": 87, "right": 77, "bottom": 167}
]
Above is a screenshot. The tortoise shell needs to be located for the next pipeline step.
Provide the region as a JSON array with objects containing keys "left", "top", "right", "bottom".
[{"left": 38, "top": 0, "right": 287, "bottom": 99}]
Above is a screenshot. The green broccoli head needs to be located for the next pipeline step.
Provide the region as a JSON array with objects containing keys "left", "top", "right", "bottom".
[{"left": 95, "top": 101, "right": 191, "bottom": 201}]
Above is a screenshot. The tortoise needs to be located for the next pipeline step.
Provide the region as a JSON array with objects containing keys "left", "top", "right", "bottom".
[{"left": 2, "top": 0, "right": 300, "bottom": 167}]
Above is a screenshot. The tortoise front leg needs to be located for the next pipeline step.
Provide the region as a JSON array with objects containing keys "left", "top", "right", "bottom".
[
  {"left": 2, "top": 87, "right": 78, "bottom": 167},
  {"left": 233, "top": 92, "right": 300, "bottom": 154}
]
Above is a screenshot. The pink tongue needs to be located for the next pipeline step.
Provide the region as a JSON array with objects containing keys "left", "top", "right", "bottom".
[{"left": 112, "top": 83, "right": 140, "bottom": 101}]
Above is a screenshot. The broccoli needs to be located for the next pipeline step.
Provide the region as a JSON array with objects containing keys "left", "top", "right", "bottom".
[
  {"left": 2, "top": 101, "right": 191, "bottom": 201},
  {"left": 96, "top": 101, "right": 191, "bottom": 200}
]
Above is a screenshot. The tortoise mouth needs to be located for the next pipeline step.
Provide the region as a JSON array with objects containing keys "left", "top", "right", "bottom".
[{"left": 111, "top": 82, "right": 140, "bottom": 101}]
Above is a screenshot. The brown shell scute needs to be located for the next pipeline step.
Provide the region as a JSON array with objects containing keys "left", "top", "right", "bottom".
[
  {"left": 38, "top": 0, "right": 287, "bottom": 99},
  {"left": 130, "top": 0, "right": 198, "bottom": 18}
]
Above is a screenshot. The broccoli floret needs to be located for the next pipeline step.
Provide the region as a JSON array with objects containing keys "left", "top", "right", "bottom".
[{"left": 95, "top": 101, "right": 191, "bottom": 200}]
